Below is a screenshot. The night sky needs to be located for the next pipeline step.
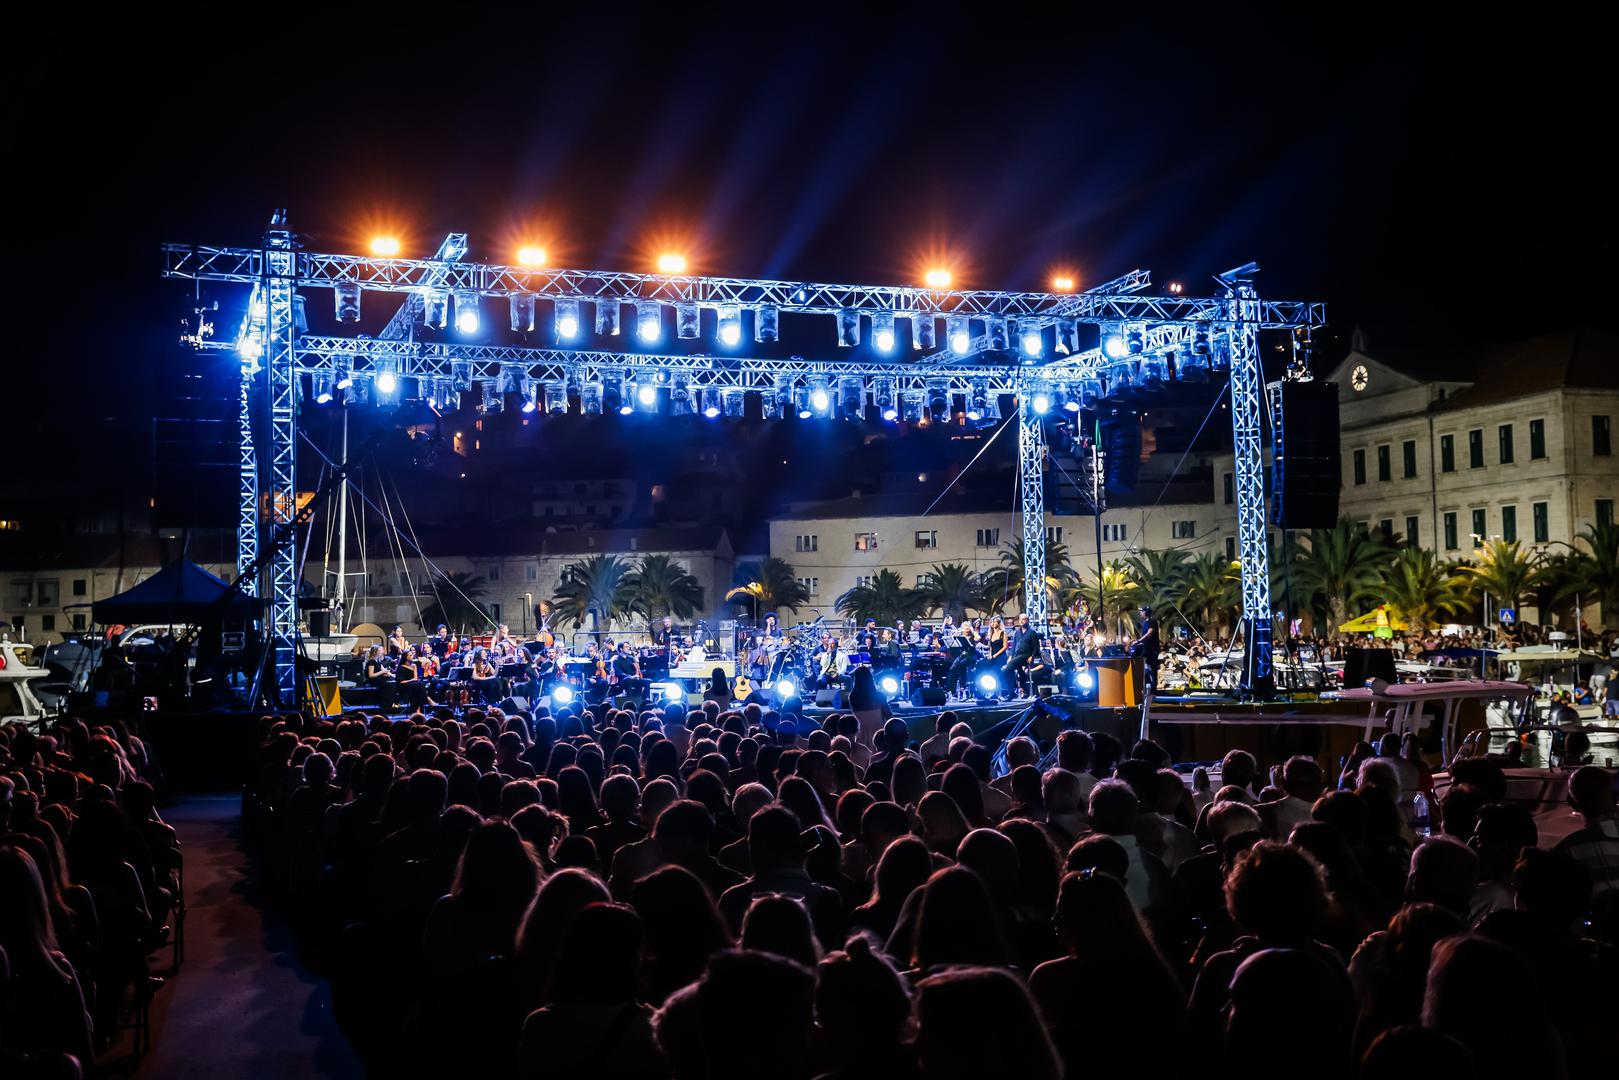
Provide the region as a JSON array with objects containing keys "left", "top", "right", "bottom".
[{"left": 12, "top": 6, "right": 1606, "bottom": 506}]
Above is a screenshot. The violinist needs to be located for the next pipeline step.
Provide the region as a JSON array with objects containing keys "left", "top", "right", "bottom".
[
  {"left": 388, "top": 625, "right": 410, "bottom": 657},
  {"left": 364, "top": 644, "right": 397, "bottom": 711},
  {"left": 469, "top": 647, "right": 502, "bottom": 703},
  {"left": 396, "top": 646, "right": 428, "bottom": 709},
  {"left": 611, "top": 641, "right": 647, "bottom": 701}
]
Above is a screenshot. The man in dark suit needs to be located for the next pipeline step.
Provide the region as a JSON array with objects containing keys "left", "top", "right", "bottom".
[{"left": 1001, "top": 613, "right": 1042, "bottom": 697}]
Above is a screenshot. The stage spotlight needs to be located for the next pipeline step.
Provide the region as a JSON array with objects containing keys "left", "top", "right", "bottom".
[
  {"left": 702, "top": 388, "right": 723, "bottom": 419},
  {"left": 1076, "top": 667, "right": 1095, "bottom": 691},
  {"left": 636, "top": 302, "right": 662, "bottom": 343},
  {"left": 345, "top": 375, "right": 370, "bottom": 405},
  {"left": 449, "top": 360, "right": 473, "bottom": 392},
  {"left": 794, "top": 387, "right": 813, "bottom": 419},
  {"left": 519, "top": 377, "right": 539, "bottom": 413},
  {"left": 985, "top": 316, "right": 1009, "bottom": 352},
  {"left": 510, "top": 293, "right": 536, "bottom": 332},
  {"left": 657, "top": 253, "right": 687, "bottom": 275},
  {"left": 1102, "top": 331, "right": 1130, "bottom": 360},
  {"left": 423, "top": 291, "right": 449, "bottom": 330},
  {"left": 676, "top": 302, "right": 700, "bottom": 339},
  {"left": 1080, "top": 379, "right": 1102, "bottom": 409},
  {"left": 544, "top": 380, "right": 568, "bottom": 414},
  {"left": 912, "top": 312, "right": 936, "bottom": 350},
  {"left": 838, "top": 376, "right": 865, "bottom": 420},
  {"left": 293, "top": 294, "right": 309, "bottom": 335},
  {"left": 873, "top": 311, "right": 896, "bottom": 353},
  {"left": 1021, "top": 325, "right": 1044, "bottom": 357},
  {"left": 755, "top": 305, "right": 779, "bottom": 342},
  {"left": 775, "top": 678, "right": 798, "bottom": 701},
  {"left": 1055, "top": 319, "right": 1078, "bottom": 355},
  {"left": 595, "top": 300, "right": 620, "bottom": 336},
  {"left": 311, "top": 372, "right": 334, "bottom": 404},
  {"left": 966, "top": 379, "right": 988, "bottom": 421},
  {"left": 481, "top": 380, "right": 503, "bottom": 414},
  {"left": 874, "top": 377, "right": 898, "bottom": 421},
  {"left": 238, "top": 337, "right": 263, "bottom": 365},
  {"left": 722, "top": 388, "right": 746, "bottom": 418},
  {"left": 878, "top": 674, "right": 900, "bottom": 696},
  {"left": 809, "top": 377, "right": 833, "bottom": 416},
  {"left": 553, "top": 297, "right": 581, "bottom": 339},
  {"left": 976, "top": 672, "right": 999, "bottom": 696},
  {"left": 551, "top": 684, "right": 575, "bottom": 705},
  {"left": 370, "top": 236, "right": 401, "bottom": 257},
  {"left": 428, "top": 379, "right": 454, "bottom": 412},
  {"left": 902, "top": 390, "right": 925, "bottom": 422},
  {"left": 1192, "top": 326, "right": 1212, "bottom": 356},
  {"left": 1062, "top": 385, "right": 1083, "bottom": 413},
  {"left": 1051, "top": 275, "right": 1075, "bottom": 292},
  {"left": 453, "top": 292, "right": 480, "bottom": 334},
  {"left": 669, "top": 374, "right": 696, "bottom": 416},
  {"left": 926, "top": 378, "right": 949, "bottom": 421},
  {"left": 1127, "top": 328, "right": 1144, "bottom": 354},
  {"left": 1030, "top": 390, "right": 1052, "bottom": 416},
  {"left": 1167, "top": 281, "right": 1184, "bottom": 295},
  {"left": 636, "top": 380, "right": 659, "bottom": 412},
  {"left": 924, "top": 268, "right": 952, "bottom": 289},
  {"left": 717, "top": 306, "right": 742, "bottom": 347},
  {"left": 333, "top": 354, "right": 354, "bottom": 391},
  {"left": 579, "top": 380, "right": 604, "bottom": 414},
  {"left": 836, "top": 309, "right": 861, "bottom": 347},
  {"left": 615, "top": 373, "right": 635, "bottom": 415},
  {"left": 374, "top": 361, "right": 399, "bottom": 396},
  {"left": 517, "top": 245, "right": 548, "bottom": 267},
  {"left": 656, "top": 682, "right": 684, "bottom": 702},
  {"left": 765, "top": 376, "right": 793, "bottom": 420},
  {"left": 335, "top": 282, "right": 362, "bottom": 323},
  {"left": 947, "top": 315, "right": 971, "bottom": 355}
]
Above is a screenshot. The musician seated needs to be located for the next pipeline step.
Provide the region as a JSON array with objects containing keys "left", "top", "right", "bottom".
[
  {"left": 395, "top": 649, "right": 429, "bottom": 708},
  {"left": 469, "top": 647, "right": 503, "bottom": 703},
  {"left": 611, "top": 642, "right": 647, "bottom": 702},
  {"left": 1000, "top": 613, "right": 1041, "bottom": 698},
  {"left": 813, "top": 635, "right": 850, "bottom": 691},
  {"left": 362, "top": 645, "right": 397, "bottom": 711}
]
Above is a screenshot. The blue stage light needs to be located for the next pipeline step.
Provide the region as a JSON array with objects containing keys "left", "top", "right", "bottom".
[
  {"left": 776, "top": 678, "right": 798, "bottom": 700},
  {"left": 375, "top": 369, "right": 398, "bottom": 395},
  {"left": 637, "top": 383, "right": 657, "bottom": 408},
  {"left": 454, "top": 292, "right": 480, "bottom": 335},
  {"left": 551, "top": 684, "right": 575, "bottom": 704},
  {"left": 873, "top": 311, "right": 896, "bottom": 353},
  {"left": 977, "top": 672, "right": 999, "bottom": 694},
  {"left": 636, "top": 302, "right": 662, "bottom": 343},
  {"left": 554, "top": 298, "right": 581, "bottom": 339},
  {"left": 1076, "top": 668, "right": 1095, "bottom": 691},
  {"left": 718, "top": 305, "right": 742, "bottom": 347},
  {"left": 658, "top": 682, "right": 684, "bottom": 702},
  {"left": 1031, "top": 392, "right": 1051, "bottom": 416},
  {"left": 238, "top": 338, "right": 262, "bottom": 364},
  {"left": 312, "top": 372, "right": 334, "bottom": 404},
  {"left": 947, "top": 315, "right": 971, "bottom": 355},
  {"left": 1103, "top": 333, "right": 1129, "bottom": 360},
  {"left": 879, "top": 675, "right": 900, "bottom": 696},
  {"left": 810, "top": 386, "right": 831, "bottom": 414},
  {"left": 1022, "top": 329, "right": 1044, "bottom": 357}
]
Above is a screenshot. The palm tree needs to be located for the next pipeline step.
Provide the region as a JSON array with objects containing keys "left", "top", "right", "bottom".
[
  {"left": 1175, "top": 553, "right": 1241, "bottom": 637},
  {"left": 725, "top": 557, "right": 811, "bottom": 617},
  {"left": 1458, "top": 539, "right": 1545, "bottom": 622},
  {"left": 917, "top": 562, "right": 988, "bottom": 621},
  {"left": 1559, "top": 520, "right": 1619, "bottom": 626},
  {"left": 982, "top": 537, "right": 1077, "bottom": 614},
  {"left": 417, "top": 571, "right": 492, "bottom": 635},
  {"left": 624, "top": 555, "right": 706, "bottom": 623},
  {"left": 835, "top": 569, "right": 929, "bottom": 626},
  {"left": 1123, "top": 548, "right": 1192, "bottom": 619},
  {"left": 1292, "top": 519, "right": 1395, "bottom": 629},
  {"left": 1382, "top": 547, "right": 1469, "bottom": 630},
  {"left": 1267, "top": 532, "right": 1309, "bottom": 623},
  {"left": 552, "top": 555, "right": 635, "bottom": 629},
  {"left": 1077, "top": 560, "right": 1142, "bottom": 635}
]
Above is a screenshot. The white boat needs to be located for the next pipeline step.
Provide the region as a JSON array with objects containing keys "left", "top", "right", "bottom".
[{"left": 0, "top": 639, "right": 57, "bottom": 728}]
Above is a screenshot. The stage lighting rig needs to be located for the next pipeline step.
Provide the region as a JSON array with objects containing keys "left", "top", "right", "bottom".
[
  {"left": 837, "top": 309, "right": 861, "bottom": 348},
  {"left": 510, "top": 293, "right": 536, "bottom": 332},
  {"left": 595, "top": 299, "right": 620, "bottom": 336},
  {"left": 676, "top": 302, "right": 700, "bottom": 339},
  {"left": 554, "top": 298, "right": 581, "bottom": 340},
  {"left": 755, "top": 305, "right": 779, "bottom": 342},
  {"left": 717, "top": 305, "right": 743, "bottom": 346},
  {"left": 453, "top": 291, "right": 480, "bottom": 334},
  {"left": 636, "top": 302, "right": 662, "bottom": 344},
  {"left": 912, "top": 312, "right": 936, "bottom": 350},
  {"left": 873, "top": 311, "right": 896, "bottom": 353},
  {"left": 334, "top": 282, "right": 361, "bottom": 323}
]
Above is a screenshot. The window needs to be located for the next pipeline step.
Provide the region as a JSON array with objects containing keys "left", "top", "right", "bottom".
[
  {"left": 797, "top": 577, "right": 819, "bottom": 596},
  {"left": 486, "top": 564, "right": 502, "bottom": 583},
  {"left": 1530, "top": 419, "right": 1546, "bottom": 460},
  {"left": 1498, "top": 424, "right": 1514, "bottom": 465},
  {"left": 1443, "top": 512, "right": 1458, "bottom": 550},
  {"left": 1595, "top": 415, "right": 1612, "bottom": 456},
  {"left": 854, "top": 575, "right": 874, "bottom": 588},
  {"left": 35, "top": 580, "right": 59, "bottom": 608},
  {"left": 1379, "top": 519, "right": 1394, "bottom": 540},
  {"left": 1223, "top": 472, "right": 1234, "bottom": 505},
  {"left": 1101, "top": 523, "right": 1127, "bottom": 542},
  {"left": 1046, "top": 527, "right": 1064, "bottom": 546},
  {"left": 72, "top": 613, "right": 86, "bottom": 631},
  {"left": 1377, "top": 445, "right": 1391, "bottom": 482},
  {"left": 1402, "top": 440, "right": 1418, "bottom": 479},
  {"left": 1352, "top": 448, "right": 1366, "bottom": 486},
  {"left": 795, "top": 534, "right": 819, "bottom": 553},
  {"left": 525, "top": 563, "right": 539, "bottom": 582},
  {"left": 1468, "top": 429, "right": 1484, "bottom": 469},
  {"left": 1599, "top": 500, "right": 1616, "bottom": 530},
  {"left": 974, "top": 528, "right": 999, "bottom": 548},
  {"left": 1533, "top": 502, "right": 1549, "bottom": 543},
  {"left": 914, "top": 530, "right": 938, "bottom": 550},
  {"left": 1225, "top": 537, "right": 1236, "bottom": 559},
  {"left": 1171, "top": 520, "right": 1197, "bottom": 540},
  {"left": 9, "top": 580, "right": 28, "bottom": 607},
  {"left": 488, "top": 603, "right": 501, "bottom": 622},
  {"left": 917, "top": 573, "right": 938, "bottom": 588},
  {"left": 1405, "top": 516, "right": 1420, "bottom": 547},
  {"left": 1501, "top": 505, "right": 1517, "bottom": 543},
  {"left": 41, "top": 615, "right": 54, "bottom": 632},
  {"left": 1440, "top": 434, "right": 1455, "bottom": 473},
  {"left": 72, "top": 578, "right": 87, "bottom": 597},
  {"left": 854, "top": 532, "right": 878, "bottom": 551},
  {"left": 1471, "top": 508, "right": 1487, "bottom": 544}
]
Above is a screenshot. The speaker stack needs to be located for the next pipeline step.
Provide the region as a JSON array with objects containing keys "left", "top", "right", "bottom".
[{"left": 1271, "top": 380, "right": 1341, "bottom": 529}]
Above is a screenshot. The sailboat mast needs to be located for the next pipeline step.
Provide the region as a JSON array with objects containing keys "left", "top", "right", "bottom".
[{"left": 335, "top": 407, "right": 350, "bottom": 633}]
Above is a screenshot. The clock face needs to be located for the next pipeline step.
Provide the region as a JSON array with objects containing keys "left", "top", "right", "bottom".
[{"left": 1351, "top": 364, "right": 1369, "bottom": 392}]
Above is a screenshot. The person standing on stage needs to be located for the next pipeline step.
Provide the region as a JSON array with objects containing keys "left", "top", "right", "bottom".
[
  {"left": 655, "top": 615, "right": 678, "bottom": 648},
  {"left": 1129, "top": 604, "right": 1160, "bottom": 693}
]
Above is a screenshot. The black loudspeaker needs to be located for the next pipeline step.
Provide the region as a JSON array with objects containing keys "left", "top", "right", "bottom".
[
  {"left": 499, "top": 696, "right": 531, "bottom": 714},
  {"left": 1102, "top": 414, "right": 1142, "bottom": 494},
  {"left": 910, "top": 687, "right": 948, "bottom": 707},
  {"left": 1343, "top": 647, "right": 1397, "bottom": 688},
  {"left": 815, "top": 689, "right": 838, "bottom": 707},
  {"left": 307, "top": 610, "right": 332, "bottom": 638},
  {"left": 1272, "top": 379, "right": 1341, "bottom": 529}
]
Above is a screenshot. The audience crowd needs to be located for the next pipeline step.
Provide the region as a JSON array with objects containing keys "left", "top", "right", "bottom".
[{"left": 4, "top": 696, "right": 1618, "bottom": 1078}]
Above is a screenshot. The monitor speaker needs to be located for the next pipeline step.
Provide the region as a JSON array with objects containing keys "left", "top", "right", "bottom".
[
  {"left": 910, "top": 687, "right": 948, "bottom": 706},
  {"left": 1343, "top": 647, "right": 1397, "bottom": 688},
  {"left": 1103, "top": 414, "right": 1141, "bottom": 494}
]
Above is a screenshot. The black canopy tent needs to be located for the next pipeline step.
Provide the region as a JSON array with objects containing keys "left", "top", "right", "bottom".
[{"left": 92, "top": 560, "right": 257, "bottom": 626}]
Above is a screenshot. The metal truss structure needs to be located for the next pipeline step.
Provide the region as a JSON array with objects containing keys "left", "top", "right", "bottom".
[{"left": 164, "top": 217, "right": 1324, "bottom": 704}]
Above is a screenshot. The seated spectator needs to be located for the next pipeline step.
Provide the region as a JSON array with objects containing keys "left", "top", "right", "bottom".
[
  {"left": 913, "top": 966, "right": 1060, "bottom": 1080},
  {"left": 718, "top": 806, "right": 842, "bottom": 947}
]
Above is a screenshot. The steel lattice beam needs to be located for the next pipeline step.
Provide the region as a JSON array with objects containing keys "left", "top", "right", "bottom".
[
  {"left": 261, "top": 220, "right": 301, "bottom": 706},
  {"left": 1018, "top": 394, "right": 1049, "bottom": 628},
  {"left": 1226, "top": 279, "right": 1273, "bottom": 689}
]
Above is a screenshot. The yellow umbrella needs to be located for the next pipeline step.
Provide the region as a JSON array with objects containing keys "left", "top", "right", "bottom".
[{"left": 1337, "top": 605, "right": 1410, "bottom": 634}]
